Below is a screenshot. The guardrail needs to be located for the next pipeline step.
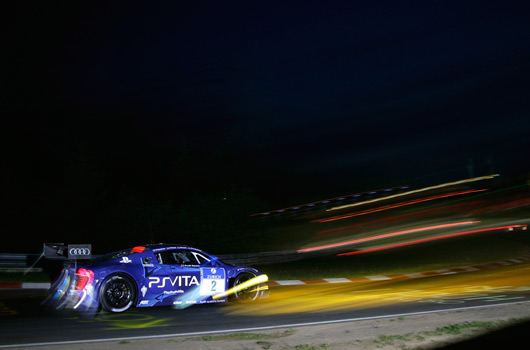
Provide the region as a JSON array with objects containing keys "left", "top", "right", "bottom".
[
  {"left": 218, "top": 250, "right": 302, "bottom": 265},
  {"left": 0, "top": 254, "right": 43, "bottom": 272}
]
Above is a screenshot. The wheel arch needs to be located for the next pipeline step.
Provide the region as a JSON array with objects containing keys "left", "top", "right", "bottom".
[
  {"left": 98, "top": 272, "right": 139, "bottom": 311},
  {"left": 228, "top": 270, "right": 260, "bottom": 302},
  {"left": 229, "top": 269, "right": 257, "bottom": 287}
]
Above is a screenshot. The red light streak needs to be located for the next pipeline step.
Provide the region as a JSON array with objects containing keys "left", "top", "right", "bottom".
[
  {"left": 327, "top": 174, "right": 499, "bottom": 212},
  {"left": 313, "top": 189, "right": 487, "bottom": 223},
  {"left": 298, "top": 221, "right": 480, "bottom": 253},
  {"left": 337, "top": 225, "right": 528, "bottom": 256},
  {"left": 316, "top": 200, "right": 486, "bottom": 238}
]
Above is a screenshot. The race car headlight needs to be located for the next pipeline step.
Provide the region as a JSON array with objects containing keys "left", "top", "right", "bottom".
[{"left": 75, "top": 268, "right": 94, "bottom": 291}]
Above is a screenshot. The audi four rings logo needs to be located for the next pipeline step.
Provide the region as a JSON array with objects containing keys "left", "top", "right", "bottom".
[{"left": 69, "top": 248, "right": 91, "bottom": 255}]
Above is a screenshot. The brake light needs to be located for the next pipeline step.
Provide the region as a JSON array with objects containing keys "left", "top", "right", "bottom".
[
  {"left": 131, "top": 246, "right": 146, "bottom": 253},
  {"left": 75, "top": 268, "right": 94, "bottom": 291}
]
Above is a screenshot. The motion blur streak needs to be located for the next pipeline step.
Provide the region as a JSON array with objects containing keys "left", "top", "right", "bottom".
[
  {"left": 337, "top": 225, "right": 528, "bottom": 256},
  {"left": 298, "top": 221, "right": 480, "bottom": 253},
  {"left": 225, "top": 261, "right": 530, "bottom": 316},
  {"left": 314, "top": 189, "right": 487, "bottom": 223},
  {"left": 316, "top": 201, "right": 484, "bottom": 238},
  {"left": 327, "top": 174, "right": 499, "bottom": 212},
  {"left": 250, "top": 186, "right": 408, "bottom": 216},
  {"left": 399, "top": 183, "right": 530, "bottom": 214},
  {"left": 213, "top": 274, "right": 268, "bottom": 300}
]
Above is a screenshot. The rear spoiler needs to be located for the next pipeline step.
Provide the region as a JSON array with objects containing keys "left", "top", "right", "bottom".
[
  {"left": 43, "top": 243, "right": 92, "bottom": 260},
  {"left": 22, "top": 243, "right": 92, "bottom": 275}
]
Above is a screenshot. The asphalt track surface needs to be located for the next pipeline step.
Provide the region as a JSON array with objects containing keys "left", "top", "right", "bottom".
[{"left": 1, "top": 259, "right": 530, "bottom": 348}]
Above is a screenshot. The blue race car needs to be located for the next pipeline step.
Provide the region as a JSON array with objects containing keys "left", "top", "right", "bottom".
[{"left": 46, "top": 244, "right": 269, "bottom": 313}]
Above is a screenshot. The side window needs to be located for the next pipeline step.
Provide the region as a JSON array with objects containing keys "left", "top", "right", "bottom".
[
  {"left": 192, "top": 252, "right": 210, "bottom": 265},
  {"left": 156, "top": 251, "right": 179, "bottom": 265},
  {"left": 155, "top": 249, "right": 210, "bottom": 266},
  {"left": 173, "top": 250, "right": 193, "bottom": 265}
]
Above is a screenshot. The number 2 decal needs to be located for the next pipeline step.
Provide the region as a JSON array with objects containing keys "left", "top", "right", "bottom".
[{"left": 200, "top": 268, "right": 226, "bottom": 296}]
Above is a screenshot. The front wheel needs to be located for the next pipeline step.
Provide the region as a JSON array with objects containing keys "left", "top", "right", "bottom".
[
  {"left": 99, "top": 274, "right": 136, "bottom": 312},
  {"left": 230, "top": 272, "right": 260, "bottom": 302}
]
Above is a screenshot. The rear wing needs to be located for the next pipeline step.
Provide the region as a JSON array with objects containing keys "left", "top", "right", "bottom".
[
  {"left": 43, "top": 243, "right": 92, "bottom": 260},
  {"left": 22, "top": 243, "right": 92, "bottom": 274}
]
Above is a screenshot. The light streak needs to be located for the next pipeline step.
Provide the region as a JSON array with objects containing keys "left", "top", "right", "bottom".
[
  {"left": 73, "top": 290, "right": 87, "bottom": 309},
  {"left": 226, "top": 267, "right": 530, "bottom": 316},
  {"left": 316, "top": 200, "right": 485, "bottom": 238},
  {"left": 298, "top": 221, "right": 480, "bottom": 253},
  {"left": 51, "top": 275, "right": 70, "bottom": 301},
  {"left": 337, "top": 225, "right": 528, "bottom": 256},
  {"left": 250, "top": 186, "right": 409, "bottom": 216},
  {"left": 398, "top": 183, "right": 528, "bottom": 214},
  {"left": 212, "top": 274, "right": 268, "bottom": 300},
  {"left": 314, "top": 189, "right": 487, "bottom": 223},
  {"left": 327, "top": 174, "right": 499, "bottom": 212}
]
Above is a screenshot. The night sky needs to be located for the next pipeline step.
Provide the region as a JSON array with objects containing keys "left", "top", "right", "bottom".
[{"left": 10, "top": 1, "right": 530, "bottom": 209}]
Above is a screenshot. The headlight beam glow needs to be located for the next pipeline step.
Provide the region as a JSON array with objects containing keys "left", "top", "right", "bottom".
[{"left": 213, "top": 274, "right": 268, "bottom": 300}]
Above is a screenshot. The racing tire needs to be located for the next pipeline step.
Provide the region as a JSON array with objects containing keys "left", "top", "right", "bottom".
[
  {"left": 99, "top": 274, "right": 136, "bottom": 313},
  {"left": 230, "top": 272, "right": 260, "bottom": 303}
]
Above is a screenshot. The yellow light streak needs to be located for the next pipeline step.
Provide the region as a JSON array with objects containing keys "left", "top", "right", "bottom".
[
  {"left": 225, "top": 261, "right": 530, "bottom": 316},
  {"left": 327, "top": 174, "right": 499, "bottom": 212},
  {"left": 213, "top": 274, "right": 269, "bottom": 300}
]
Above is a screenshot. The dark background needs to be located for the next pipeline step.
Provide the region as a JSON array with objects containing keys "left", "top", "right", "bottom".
[{"left": 5, "top": 1, "right": 530, "bottom": 254}]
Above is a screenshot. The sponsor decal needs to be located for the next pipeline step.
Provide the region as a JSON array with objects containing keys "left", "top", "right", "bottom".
[
  {"left": 148, "top": 276, "right": 200, "bottom": 288},
  {"left": 139, "top": 300, "right": 149, "bottom": 305},
  {"left": 141, "top": 285, "right": 147, "bottom": 297},
  {"left": 69, "top": 248, "right": 91, "bottom": 256},
  {"left": 200, "top": 268, "right": 226, "bottom": 296},
  {"left": 66, "top": 244, "right": 92, "bottom": 260},
  {"left": 120, "top": 257, "right": 132, "bottom": 264},
  {"left": 163, "top": 290, "right": 184, "bottom": 294}
]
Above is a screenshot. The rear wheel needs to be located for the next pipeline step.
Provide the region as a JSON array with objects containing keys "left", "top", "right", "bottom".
[
  {"left": 231, "top": 272, "right": 260, "bottom": 302},
  {"left": 99, "top": 274, "right": 136, "bottom": 312}
]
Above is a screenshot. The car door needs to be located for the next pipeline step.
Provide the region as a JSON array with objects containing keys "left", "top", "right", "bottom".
[
  {"left": 165, "top": 249, "right": 201, "bottom": 306},
  {"left": 141, "top": 251, "right": 179, "bottom": 306},
  {"left": 172, "top": 249, "right": 228, "bottom": 304},
  {"left": 142, "top": 249, "right": 201, "bottom": 306}
]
